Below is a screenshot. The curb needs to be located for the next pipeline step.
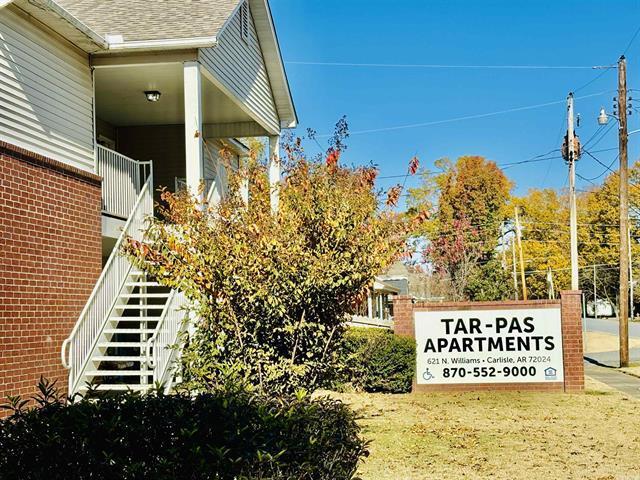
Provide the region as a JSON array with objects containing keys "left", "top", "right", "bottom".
[{"left": 584, "top": 355, "right": 640, "bottom": 380}]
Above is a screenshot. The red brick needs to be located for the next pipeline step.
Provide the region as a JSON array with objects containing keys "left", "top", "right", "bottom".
[{"left": 0, "top": 143, "right": 102, "bottom": 416}]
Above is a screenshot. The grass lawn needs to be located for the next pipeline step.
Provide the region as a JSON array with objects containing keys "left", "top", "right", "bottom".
[{"left": 329, "top": 380, "right": 640, "bottom": 480}]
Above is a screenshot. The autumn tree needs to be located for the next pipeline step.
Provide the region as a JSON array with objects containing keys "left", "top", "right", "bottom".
[
  {"left": 511, "top": 188, "right": 571, "bottom": 299},
  {"left": 123, "top": 128, "right": 417, "bottom": 395},
  {"left": 408, "top": 156, "right": 512, "bottom": 300},
  {"left": 577, "top": 161, "right": 640, "bottom": 307},
  {"left": 510, "top": 161, "right": 640, "bottom": 303}
]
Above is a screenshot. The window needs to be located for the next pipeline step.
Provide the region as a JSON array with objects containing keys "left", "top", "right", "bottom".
[{"left": 239, "top": 1, "right": 249, "bottom": 44}]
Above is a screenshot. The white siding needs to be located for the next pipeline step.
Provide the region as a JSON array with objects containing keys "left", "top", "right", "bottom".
[
  {"left": 199, "top": 6, "right": 279, "bottom": 133},
  {"left": 0, "top": 7, "right": 94, "bottom": 171},
  {"left": 204, "top": 138, "right": 238, "bottom": 203}
]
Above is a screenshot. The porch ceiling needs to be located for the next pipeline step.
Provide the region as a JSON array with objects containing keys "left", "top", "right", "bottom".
[{"left": 95, "top": 63, "right": 255, "bottom": 127}]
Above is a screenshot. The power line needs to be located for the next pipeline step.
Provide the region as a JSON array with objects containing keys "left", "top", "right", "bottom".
[
  {"left": 574, "top": 68, "right": 614, "bottom": 94},
  {"left": 317, "top": 90, "right": 612, "bottom": 137},
  {"left": 285, "top": 61, "right": 597, "bottom": 70},
  {"left": 623, "top": 25, "right": 640, "bottom": 55},
  {"left": 580, "top": 149, "right": 619, "bottom": 180}
]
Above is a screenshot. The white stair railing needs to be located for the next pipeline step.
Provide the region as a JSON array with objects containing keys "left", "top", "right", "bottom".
[
  {"left": 146, "top": 290, "right": 188, "bottom": 391},
  {"left": 98, "top": 145, "right": 152, "bottom": 219},
  {"left": 61, "top": 172, "right": 153, "bottom": 394}
]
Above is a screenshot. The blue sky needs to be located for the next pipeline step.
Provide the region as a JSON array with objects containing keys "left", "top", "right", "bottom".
[{"left": 270, "top": 0, "right": 640, "bottom": 200}]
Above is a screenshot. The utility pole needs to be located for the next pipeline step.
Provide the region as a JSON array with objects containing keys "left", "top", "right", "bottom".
[
  {"left": 618, "top": 55, "right": 630, "bottom": 367},
  {"left": 514, "top": 207, "right": 527, "bottom": 300},
  {"left": 567, "top": 93, "right": 580, "bottom": 290},
  {"left": 501, "top": 224, "right": 507, "bottom": 268},
  {"left": 546, "top": 267, "right": 555, "bottom": 299},
  {"left": 630, "top": 227, "right": 634, "bottom": 321},
  {"left": 511, "top": 237, "right": 519, "bottom": 300},
  {"left": 593, "top": 264, "right": 598, "bottom": 320}
]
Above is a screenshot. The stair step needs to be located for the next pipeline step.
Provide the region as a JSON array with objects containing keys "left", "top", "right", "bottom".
[
  {"left": 85, "top": 370, "right": 149, "bottom": 376},
  {"left": 113, "top": 304, "right": 165, "bottom": 310},
  {"left": 124, "top": 282, "right": 160, "bottom": 287},
  {"left": 109, "top": 316, "right": 161, "bottom": 322},
  {"left": 78, "top": 384, "right": 149, "bottom": 392},
  {"left": 104, "top": 328, "right": 156, "bottom": 334},
  {"left": 119, "top": 293, "right": 171, "bottom": 299},
  {"left": 93, "top": 356, "right": 144, "bottom": 362},
  {"left": 97, "top": 342, "right": 146, "bottom": 348}
]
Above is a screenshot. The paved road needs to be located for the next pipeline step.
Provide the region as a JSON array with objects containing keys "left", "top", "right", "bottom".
[
  {"left": 584, "top": 361, "right": 640, "bottom": 399},
  {"left": 583, "top": 316, "right": 640, "bottom": 337},
  {"left": 582, "top": 317, "right": 640, "bottom": 366}
]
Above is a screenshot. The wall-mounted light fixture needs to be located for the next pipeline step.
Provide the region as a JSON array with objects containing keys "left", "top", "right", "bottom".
[{"left": 144, "top": 90, "right": 161, "bottom": 102}]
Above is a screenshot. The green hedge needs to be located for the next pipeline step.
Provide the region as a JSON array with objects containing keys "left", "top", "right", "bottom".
[
  {"left": 0, "top": 380, "right": 367, "bottom": 480},
  {"left": 337, "top": 327, "right": 415, "bottom": 393}
]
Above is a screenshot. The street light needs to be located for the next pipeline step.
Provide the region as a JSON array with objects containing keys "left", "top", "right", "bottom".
[{"left": 598, "top": 107, "right": 609, "bottom": 125}]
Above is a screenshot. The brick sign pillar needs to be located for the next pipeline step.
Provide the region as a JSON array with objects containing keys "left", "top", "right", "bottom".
[
  {"left": 392, "top": 295, "right": 414, "bottom": 338},
  {"left": 392, "top": 291, "right": 584, "bottom": 393},
  {"left": 560, "top": 290, "right": 585, "bottom": 392}
]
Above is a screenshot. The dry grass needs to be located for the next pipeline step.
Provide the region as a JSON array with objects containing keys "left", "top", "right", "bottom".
[
  {"left": 329, "top": 384, "right": 640, "bottom": 480},
  {"left": 583, "top": 331, "right": 640, "bottom": 354}
]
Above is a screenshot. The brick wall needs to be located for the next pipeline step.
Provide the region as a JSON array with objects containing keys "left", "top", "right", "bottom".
[
  {"left": 393, "top": 292, "right": 584, "bottom": 393},
  {"left": 0, "top": 142, "right": 102, "bottom": 411}
]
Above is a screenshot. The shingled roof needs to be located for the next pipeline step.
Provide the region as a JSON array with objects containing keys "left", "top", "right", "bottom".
[{"left": 55, "top": 0, "right": 242, "bottom": 42}]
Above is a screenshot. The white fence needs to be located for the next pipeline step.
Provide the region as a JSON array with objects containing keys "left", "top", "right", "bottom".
[
  {"left": 348, "top": 314, "right": 393, "bottom": 329},
  {"left": 97, "top": 145, "right": 152, "bottom": 219},
  {"left": 146, "top": 290, "right": 188, "bottom": 391}
]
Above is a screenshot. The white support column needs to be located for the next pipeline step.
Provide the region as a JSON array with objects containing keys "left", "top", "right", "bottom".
[
  {"left": 183, "top": 61, "right": 204, "bottom": 199},
  {"left": 268, "top": 135, "right": 281, "bottom": 214},
  {"left": 239, "top": 154, "right": 250, "bottom": 206}
]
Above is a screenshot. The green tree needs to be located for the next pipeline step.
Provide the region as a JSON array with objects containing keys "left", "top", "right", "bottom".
[
  {"left": 464, "top": 257, "right": 512, "bottom": 301},
  {"left": 123, "top": 132, "right": 415, "bottom": 395}
]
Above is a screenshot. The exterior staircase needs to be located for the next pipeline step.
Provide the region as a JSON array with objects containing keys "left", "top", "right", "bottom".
[
  {"left": 76, "top": 272, "right": 172, "bottom": 393},
  {"left": 62, "top": 146, "right": 188, "bottom": 396}
]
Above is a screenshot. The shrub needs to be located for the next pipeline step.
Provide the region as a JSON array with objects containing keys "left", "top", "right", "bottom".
[
  {"left": 0, "top": 379, "right": 368, "bottom": 480},
  {"left": 122, "top": 122, "right": 421, "bottom": 395},
  {"left": 336, "top": 328, "right": 415, "bottom": 393}
]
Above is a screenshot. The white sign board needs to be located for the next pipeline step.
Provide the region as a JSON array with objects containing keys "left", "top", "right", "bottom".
[{"left": 415, "top": 308, "right": 564, "bottom": 384}]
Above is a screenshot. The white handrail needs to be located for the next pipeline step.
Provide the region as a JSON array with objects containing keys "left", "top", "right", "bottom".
[
  {"left": 145, "top": 289, "right": 176, "bottom": 368},
  {"left": 97, "top": 145, "right": 152, "bottom": 219},
  {"left": 146, "top": 290, "right": 188, "bottom": 389},
  {"left": 62, "top": 173, "right": 154, "bottom": 393}
]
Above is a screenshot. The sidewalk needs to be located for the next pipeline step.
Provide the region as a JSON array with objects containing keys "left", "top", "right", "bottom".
[{"left": 584, "top": 360, "right": 640, "bottom": 399}]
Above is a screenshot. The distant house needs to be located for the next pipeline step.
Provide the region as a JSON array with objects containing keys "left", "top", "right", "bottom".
[
  {"left": 0, "top": 0, "right": 296, "bottom": 400},
  {"left": 350, "top": 278, "right": 400, "bottom": 329}
]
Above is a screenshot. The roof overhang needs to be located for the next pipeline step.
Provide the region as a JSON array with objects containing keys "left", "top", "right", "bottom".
[
  {"left": 373, "top": 278, "right": 402, "bottom": 294},
  {"left": 105, "top": 35, "right": 217, "bottom": 52},
  {"left": 3, "top": 0, "right": 107, "bottom": 52}
]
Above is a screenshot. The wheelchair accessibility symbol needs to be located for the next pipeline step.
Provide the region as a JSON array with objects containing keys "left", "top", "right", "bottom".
[{"left": 422, "top": 368, "right": 435, "bottom": 381}]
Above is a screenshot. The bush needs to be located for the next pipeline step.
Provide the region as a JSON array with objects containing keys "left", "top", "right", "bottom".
[
  {"left": 122, "top": 124, "right": 417, "bottom": 395},
  {"left": 337, "top": 328, "right": 415, "bottom": 393},
  {"left": 0, "top": 380, "right": 368, "bottom": 480}
]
